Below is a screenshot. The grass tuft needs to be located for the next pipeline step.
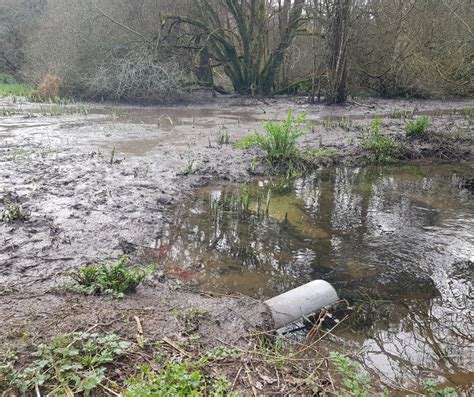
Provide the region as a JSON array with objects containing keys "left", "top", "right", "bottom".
[
  {"left": 405, "top": 116, "right": 431, "bottom": 137},
  {"left": 235, "top": 110, "right": 308, "bottom": 166},
  {"left": 362, "top": 117, "right": 399, "bottom": 163},
  {"left": 64, "top": 256, "right": 154, "bottom": 298}
]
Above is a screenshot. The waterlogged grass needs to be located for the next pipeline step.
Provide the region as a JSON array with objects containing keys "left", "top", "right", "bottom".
[
  {"left": 235, "top": 110, "right": 309, "bottom": 166},
  {"left": 64, "top": 256, "right": 154, "bottom": 298},
  {"left": 362, "top": 117, "right": 400, "bottom": 164}
]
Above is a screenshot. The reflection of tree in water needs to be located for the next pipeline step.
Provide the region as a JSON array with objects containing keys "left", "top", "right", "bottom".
[{"left": 163, "top": 165, "right": 473, "bottom": 387}]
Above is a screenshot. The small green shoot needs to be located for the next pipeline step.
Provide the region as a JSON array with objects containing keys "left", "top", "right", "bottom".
[{"left": 1, "top": 200, "right": 30, "bottom": 223}]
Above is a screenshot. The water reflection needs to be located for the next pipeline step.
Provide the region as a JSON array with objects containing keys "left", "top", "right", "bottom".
[{"left": 155, "top": 163, "right": 473, "bottom": 389}]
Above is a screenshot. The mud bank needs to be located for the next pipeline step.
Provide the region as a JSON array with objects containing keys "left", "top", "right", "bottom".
[{"left": 0, "top": 96, "right": 473, "bottom": 394}]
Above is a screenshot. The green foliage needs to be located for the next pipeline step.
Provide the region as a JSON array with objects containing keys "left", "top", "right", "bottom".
[
  {"left": 422, "top": 379, "right": 456, "bottom": 397},
  {"left": 6, "top": 332, "right": 130, "bottom": 396},
  {"left": 125, "top": 361, "right": 237, "bottom": 397},
  {"left": 64, "top": 256, "right": 154, "bottom": 298},
  {"left": 0, "top": 74, "right": 33, "bottom": 97},
  {"left": 362, "top": 117, "right": 399, "bottom": 163},
  {"left": 235, "top": 110, "right": 308, "bottom": 166},
  {"left": 330, "top": 352, "right": 372, "bottom": 397},
  {"left": 405, "top": 116, "right": 431, "bottom": 137},
  {"left": 0, "top": 200, "right": 30, "bottom": 223}
]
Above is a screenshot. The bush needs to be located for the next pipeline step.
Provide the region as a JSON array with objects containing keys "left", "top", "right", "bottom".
[
  {"left": 405, "top": 116, "right": 431, "bottom": 137},
  {"left": 31, "top": 74, "right": 62, "bottom": 99},
  {"left": 362, "top": 117, "right": 400, "bottom": 163},
  {"left": 90, "top": 47, "right": 192, "bottom": 102},
  {"left": 235, "top": 110, "right": 308, "bottom": 165},
  {"left": 64, "top": 256, "right": 154, "bottom": 298}
]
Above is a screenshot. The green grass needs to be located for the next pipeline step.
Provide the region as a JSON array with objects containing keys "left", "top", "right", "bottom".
[
  {"left": 0, "top": 74, "right": 33, "bottom": 97},
  {"left": 235, "top": 110, "right": 308, "bottom": 166},
  {"left": 64, "top": 256, "right": 154, "bottom": 298},
  {"left": 405, "top": 116, "right": 431, "bottom": 137},
  {"left": 3, "top": 332, "right": 130, "bottom": 396},
  {"left": 362, "top": 117, "right": 400, "bottom": 164}
]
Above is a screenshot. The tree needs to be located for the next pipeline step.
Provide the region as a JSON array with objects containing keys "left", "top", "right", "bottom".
[{"left": 165, "top": 0, "right": 306, "bottom": 95}]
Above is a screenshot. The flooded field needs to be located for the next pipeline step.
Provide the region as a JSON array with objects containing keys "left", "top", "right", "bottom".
[{"left": 159, "top": 164, "right": 473, "bottom": 390}]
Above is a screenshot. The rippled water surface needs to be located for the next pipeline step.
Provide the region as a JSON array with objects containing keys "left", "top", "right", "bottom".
[{"left": 158, "top": 163, "right": 473, "bottom": 390}]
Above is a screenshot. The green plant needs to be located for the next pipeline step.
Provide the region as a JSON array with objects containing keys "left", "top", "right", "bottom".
[
  {"left": 389, "top": 109, "right": 414, "bottom": 119},
  {"left": 235, "top": 110, "right": 308, "bottom": 166},
  {"left": 125, "top": 361, "right": 237, "bottom": 397},
  {"left": 0, "top": 74, "right": 33, "bottom": 97},
  {"left": 405, "top": 116, "right": 431, "bottom": 137},
  {"left": 64, "top": 256, "right": 154, "bottom": 298},
  {"left": 7, "top": 332, "right": 130, "bottom": 396},
  {"left": 362, "top": 117, "right": 399, "bottom": 163},
  {"left": 422, "top": 379, "right": 456, "bottom": 397},
  {"left": 217, "top": 131, "right": 230, "bottom": 145},
  {"left": 330, "top": 352, "right": 372, "bottom": 397},
  {"left": 1, "top": 200, "right": 30, "bottom": 223}
]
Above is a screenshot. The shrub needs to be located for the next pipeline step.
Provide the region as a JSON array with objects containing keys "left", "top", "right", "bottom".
[
  {"left": 235, "top": 110, "right": 308, "bottom": 165},
  {"left": 64, "top": 256, "right": 154, "bottom": 298},
  {"left": 31, "top": 74, "right": 62, "bottom": 99},
  {"left": 90, "top": 47, "right": 191, "bottom": 102},
  {"left": 362, "top": 117, "right": 400, "bottom": 163},
  {"left": 405, "top": 116, "right": 431, "bottom": 137}
]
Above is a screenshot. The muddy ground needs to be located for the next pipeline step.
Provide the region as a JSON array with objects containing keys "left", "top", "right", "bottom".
[{"left": 0, "top": 95, "right": 473, "bottom": 394}]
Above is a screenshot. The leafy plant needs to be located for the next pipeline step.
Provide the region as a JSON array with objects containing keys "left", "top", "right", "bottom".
[
  {"left": 405, "top": 116, "right": 431, "bottom": 137},
  {"left": 64, "top": 256, "right": 154, "bottom": 298},
  {"left": 422, "top": 379, "right": 456, "bottom": 397},
  {"left": 362, "top": 117, "right": 399, "bottom": 163},
  {"left": 0, "top": 200, "right": 30, "bottom": 223},
  {"left": 8, "top": 332, "right": 130, "bottom": 396},
  {"left": 330, "top": 352, "right": 372, "bottom": 397},
  {"left": 235, "top": 110, "right": 308, "bottom": 166},
  {"left": 124, "top": 361, "right": 236, "bottom": 397}
]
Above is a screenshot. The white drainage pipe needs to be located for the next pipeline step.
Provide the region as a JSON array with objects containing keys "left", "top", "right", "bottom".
[{"left": 265, "top": 280, "right": 339, "bottom": 329}]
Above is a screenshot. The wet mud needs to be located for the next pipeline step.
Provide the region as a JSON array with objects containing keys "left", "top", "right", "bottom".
[{"left": 0, "top": 95, "right": 473, "bottom": 393}]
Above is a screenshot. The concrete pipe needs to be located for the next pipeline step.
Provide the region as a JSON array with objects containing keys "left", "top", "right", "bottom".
[{"left": 265, "top": 280, "right": 339, "bottom": 329}]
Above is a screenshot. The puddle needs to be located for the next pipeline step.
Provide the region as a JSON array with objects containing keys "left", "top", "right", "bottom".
[{"left": 155, "top": 163, "right": 473, "bottom": 390}]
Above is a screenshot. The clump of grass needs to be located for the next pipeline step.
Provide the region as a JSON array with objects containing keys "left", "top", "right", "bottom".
[
  {"left": 124, "top": 361, "right": 236, "bottom": 397},
  {"left": 405, "top": 116, "right": 431, "bottom": 137},
  {"left": 362, "top": 117, "right": 399, "bottom": 163},
  {"left": 0, "top": 200, "right": 30, "bottom": 223},
  {"left": 235, "top": 110, "right": 308, "bottom": 166},
  {"left": 4, "top": 332, "right": 130, "bottom": 396},
  {"left": 389, "top": 109, "right": 414, "bottom": 119},
  {"left": 64, "top": 256, "right": 154, "bottom": 298}
]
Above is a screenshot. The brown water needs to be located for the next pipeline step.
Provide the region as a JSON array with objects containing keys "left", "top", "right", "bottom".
[{"left": 157, "top": 163, "right": 473, "bottom": 391}]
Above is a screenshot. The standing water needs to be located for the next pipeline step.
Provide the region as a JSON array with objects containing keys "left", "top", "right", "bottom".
[{"left": 156, "top": 163, "right": 473, "bottom": 390}]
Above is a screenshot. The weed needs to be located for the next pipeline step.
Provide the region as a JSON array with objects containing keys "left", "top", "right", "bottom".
[
  {"left": 235, "top": 110, "right": 308, "bottom": 166},
  {"left": 362, "top": 117, "right": 399, "bottom": 163},
  {"left": 422, "top": 379, "right": 456, "bottom": 397},
  {"left": 173, "top": 307, "right": 210, "bottom": 331},
  {"left": 217, "top": 130, "right": 231, "bottom": 145},
  {"left": 330, "top": 352, "right": 372, "bottom": 397},
  {"left": 460, "top": 107, "right": 473, "bottom": 124},
  {"left": 64, "top": 256, "right": 154, "bottom": 298},
  {"left": 301, "top": 147, "right": 338, "bottom": 161},
  {"left": 124, "top": 361, "right": 236, "bottom": 397},
  {"left": 389, "top": 109, "right": 414, "bottom": 119},
  {"left": 405, "top": 116, "right": 431, "bottom": 137},
  {"left": 323, "top": 118, "right": 333, "bottom": 129},
  {"left": 0, "top": 200, "right": 30, "bottom": 223},
  {"left": 5, "top": 332, "right": 130, "bottom": 396}
]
